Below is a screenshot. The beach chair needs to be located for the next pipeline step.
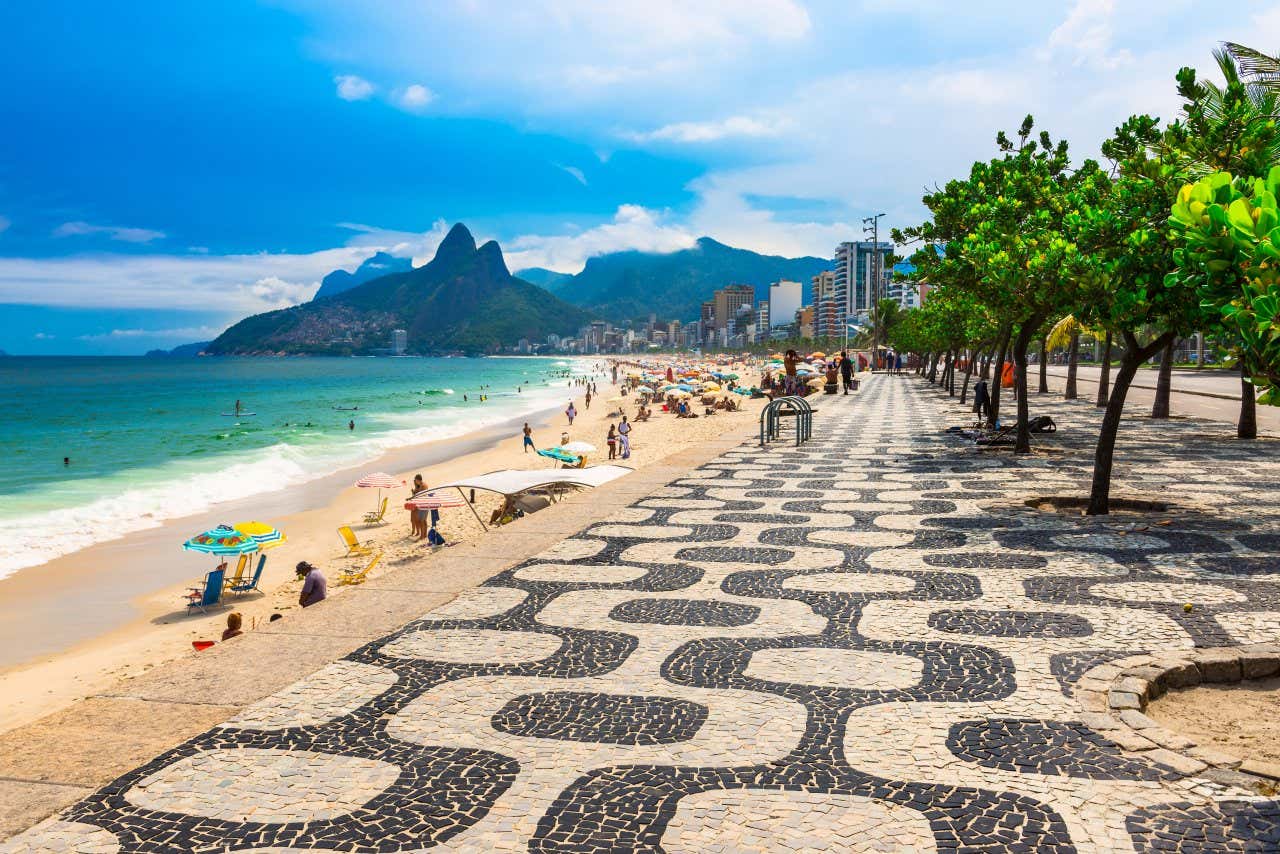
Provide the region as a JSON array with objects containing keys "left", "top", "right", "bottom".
[
  {"left": 338, "top": 552, "right": 381, "bottom": 586},
  {"left": 228, "top": 554, "right": 266, "bottom": 596},
  {"left": 338, "top": 525, "right": 373, "bottom": 557},
  {"left": 184, "top": 568, "right": 225, "bottom": 615},
  {"left": 363, "top": 497, "right": 389, "bottom": 526},
  {"left": 222, "top": 554, "right": 249, "bottom": 590}
]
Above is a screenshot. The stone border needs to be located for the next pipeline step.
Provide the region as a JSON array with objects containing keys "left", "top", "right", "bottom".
[{"left": 1074, "top": 644, "right": 1280, "bottom": 789}]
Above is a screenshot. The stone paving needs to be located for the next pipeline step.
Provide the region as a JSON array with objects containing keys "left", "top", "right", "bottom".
[{"left": 6, "top": 376, "right": 1280, "bottom": 852}]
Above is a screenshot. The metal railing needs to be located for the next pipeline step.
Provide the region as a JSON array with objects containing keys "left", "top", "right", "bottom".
[{"left": 760, "top": 395, "right": 813, "bottom": 448}]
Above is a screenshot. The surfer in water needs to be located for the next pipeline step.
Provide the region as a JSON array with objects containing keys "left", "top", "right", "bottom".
[
  {"left": 234, "top": 399, "right": 241, "bottom": 417},
  {"left": 348, "top": 419, "right": 355, "bottom": 431}
]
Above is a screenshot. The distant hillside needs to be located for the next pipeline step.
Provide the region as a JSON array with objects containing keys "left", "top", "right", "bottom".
[
  {"left": 514, "top": 266, "right": 574, "bottom": 293},
  {"left": 145, "top": 341, "right": 211, "bottom": 357},
  {"left": 208, "top": 224, "right": 593, "bottom": 355},
  {"left": 312, "top": 251, "right": 413, "bottom": 300},
  {"left": 554, "top": 237, "right": 830, "bottom": 322}
]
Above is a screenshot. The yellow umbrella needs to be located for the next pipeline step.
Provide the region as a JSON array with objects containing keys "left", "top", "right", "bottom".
[
  {"left": 702, "top": 383, "right": 721, "bottom": 392},
  {"left": 233, "top": 521, "right": 287, "bottom": 550}
]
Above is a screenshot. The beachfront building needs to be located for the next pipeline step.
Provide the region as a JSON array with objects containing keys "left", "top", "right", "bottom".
[
  {"left": 391, "top": 328, "right": 407, "bottom": 355},
  {"left": 713, "top": 285, "right": 754, "bottom": 335},
  {"left": 797, "top": 305, "right": 815, "bottom": 340},
  {"left": 756, "top": 301, "right": 770, "bottom": 337},
  {"left": 768, "top": 280, "right": 802, "bottom": 329},
  {"left": 833, "top": 241, "right": 893, "bottom": 326},
  {"left": 889, "top": 260, "right": 926, "bottom": 309},
  {"left": 811, "top": 270, "right": 836, "bottom": 339}
]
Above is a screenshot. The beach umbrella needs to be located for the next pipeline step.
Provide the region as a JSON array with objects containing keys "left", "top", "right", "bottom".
[
  {"left": 356, "top": 471, "right": 402, "bottom": 512},
  {"left": 702, "top": 383, "right": 722, "bottom": 392},
  {"left": 537, "top": 447, "right": 581, "bottom": 464},
  {"left": 560, "top": 441, "right": 596, "bottom": 454},
  {"left": 233, "top": 521, "right": 287, "bottom": 550},
  {"left": 404, "top": 492, "right": 466, "bottom": 510},
  {"left": 183, "top": 525, "right": 261, "bottom": 556},
  {"left": 810, "top": 351, "right": 826, "bottom": 360},
  {"left": 635, "top": 385, "right": 653, "bottom": 394}
]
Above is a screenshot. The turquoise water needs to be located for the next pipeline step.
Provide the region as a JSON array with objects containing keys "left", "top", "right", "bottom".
[{"left": 0, "top": 356, "right": 587, "bottom": 578}]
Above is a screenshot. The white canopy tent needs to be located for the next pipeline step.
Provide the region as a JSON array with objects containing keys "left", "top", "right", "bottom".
[{"left": 434, "top": 465, "right": 634, "bottom": 529}]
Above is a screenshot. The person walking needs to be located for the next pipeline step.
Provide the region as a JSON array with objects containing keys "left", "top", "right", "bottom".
[
  {"left": 565, "top": 401, "right": 577, "bottom": 426},
  {"left": 585, "top": 389, "right": 592, "bottom": 410},
  {"left": 522, "top": 422, "right": 535, "bottom": 453},
  {"left": 839, "top": 350, "right": 854, "bottom": 394},
  {"left": 617, "top": 416, "right": 631, "bottom": 459}
]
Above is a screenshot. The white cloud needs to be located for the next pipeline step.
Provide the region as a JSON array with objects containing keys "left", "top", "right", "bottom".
[
  {"left": 1041, "top": 0, "right": 1133, "bottom": 70},
  {"left": 337, "top": 219, "right": 450, "bottom": 266},
  {"left": 334, "top": 74, "right": 375, "bottom": 101},
  {"left": 77, "top": 325, "right": 225, "bottom": 342},
  {"left": 54, "top": 221, "right": 166, "bottom": 244},
  {"left": 0, "top": 216, "right": 10, "bottom": 233},
  {"left": 396, "top": 83, "right": 435, "bottom": 111},
  {"left": 504, "top": 204, "right": 696, "bottom": 272},
  {"left": 626, "top": 115, "right": 787, "bottom": 144},
  {"left": 33, "top": 332, "right": 55, "bottom": 340},
  {"left": 0, "top": 247, "right": 370, "bottom": 312},
  {"left": 557, "top": 164, "right": 587, "bottom": 185}
]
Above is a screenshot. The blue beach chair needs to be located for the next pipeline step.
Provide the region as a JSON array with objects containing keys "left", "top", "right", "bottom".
[
  {"left": 184, "top": 568, "right": 225, "bottom": 615},
  {"left": 228, "top": 555, "right": 266, "bottom": 597}
]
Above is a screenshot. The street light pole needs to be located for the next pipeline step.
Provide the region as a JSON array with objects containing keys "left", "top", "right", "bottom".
[{"left": 862, "top": 213, "right": 885, "bottom": 371}]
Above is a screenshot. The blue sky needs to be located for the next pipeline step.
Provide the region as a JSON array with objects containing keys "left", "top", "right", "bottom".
[{"left": 2, "top": 0, "right": 1278, "bottom": 353}]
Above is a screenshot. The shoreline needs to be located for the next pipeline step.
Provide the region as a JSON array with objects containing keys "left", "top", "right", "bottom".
[{"left": 0, "top": 357, "right": 764, "bottom": 734}]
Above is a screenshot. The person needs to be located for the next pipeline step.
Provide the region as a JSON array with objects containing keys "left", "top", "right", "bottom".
[
  {"left": 973, "top": 378, "right": 991, "bottom": 421},
  {"left": 606, "top": 424, "right": 618, "bottom": 460},
  {"left": 409, "top": 474, "right": 430, "bottom": 539},
  {"left": 585, "top": 389, "right": 592, "bottom": 410},
  {"left": 617, "top": 416, "right": 631, "bottom": 459},
  {"left": 783, "top": 349, "right": 799, "bottom": 395},
  {"left": 560, "top": 430, "right": 570, "bottom": 445},
  {"left": 895, "top": 352, "right": 904, "bottom": 374},
  {"left": 522, "top": 422, "right": 535, "bottom": 453},
  {"left": 839, "top": 350, "right": 855, "bottom": 394},
  {"left": 348, "top": 419, "right": 355, "bottom": 431},
  {"left": 296, "top": 561, "right": 327, "bottom": 608},
  {"left": 824, "top": 362, "right": 839, "bottom": 394},
  {"left": 222, "top": 612, "right": 244, "bottom": 641},
  {"left": 566, "top": 401, "right": 577, "bottom": 425},
  {"left": 63, "top": 456, "right": 70, "bottom": 466}
]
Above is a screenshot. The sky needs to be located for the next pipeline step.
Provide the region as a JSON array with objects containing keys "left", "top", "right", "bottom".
[{"left": 2, "top": 0, "right": 1279, "bottom": 354}]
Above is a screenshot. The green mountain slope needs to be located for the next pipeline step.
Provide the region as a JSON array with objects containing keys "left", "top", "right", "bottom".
[
  {"left": 208, "top": 224, "right": 593, "bottom": 355},
  {"left": 554, "top": 237, "right": 830, "bottom": 321}
]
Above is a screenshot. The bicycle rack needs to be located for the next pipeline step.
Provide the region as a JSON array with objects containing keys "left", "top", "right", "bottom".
[{"left": 760, "top": 395, "right": 813, "bottom": 448}]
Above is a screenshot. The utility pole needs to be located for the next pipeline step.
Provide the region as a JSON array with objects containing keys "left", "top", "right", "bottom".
[{"left": 862, "top": 213, "right": 885, "bottom": 371}]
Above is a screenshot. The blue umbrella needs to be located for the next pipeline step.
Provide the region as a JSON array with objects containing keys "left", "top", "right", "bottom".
[{"left": 183, "top": 524, "right": 261, "bottom": 556}]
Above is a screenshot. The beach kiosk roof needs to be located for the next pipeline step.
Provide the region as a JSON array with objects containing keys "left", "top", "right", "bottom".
[{"left": 434, "top": 465, "right": 633, "bottom": 497}]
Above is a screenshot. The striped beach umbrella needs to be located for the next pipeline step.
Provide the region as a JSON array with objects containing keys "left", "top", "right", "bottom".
[
  {"left": 404, "top": 492, "right": 466, "bottom": 510},
  {"left": 233, "top": 521, "right": 287, "bottom": 550},
  {"left": 356, "top": 472, "right": 402, "bottom": 512},
  {"left": 183, "top": 525, "right": 261, "bottom": 556}
]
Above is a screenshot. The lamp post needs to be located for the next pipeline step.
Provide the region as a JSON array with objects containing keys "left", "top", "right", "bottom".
[{"left": 862, "top": 213, "right": 886, "bottom": 371}]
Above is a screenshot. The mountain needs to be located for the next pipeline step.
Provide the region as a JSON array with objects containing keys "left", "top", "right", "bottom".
[
  {"left": 208, "top": 224, "right": 593, "bottom": 355},
  {"left": 145, "top": 341, "right": 211, "bottom": 357},
  {"left": 553, "top": 237, "right": 831, "bottom": 322},
  {"left": 514, "top": 266, "right": 574, "bottom": 293},
  {"left": 312, "top": 251, "right": 413, "bottom": 301}
]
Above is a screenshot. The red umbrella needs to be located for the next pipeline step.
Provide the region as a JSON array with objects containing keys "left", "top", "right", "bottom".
[{"left": 356, "top": 472, "right": 403, "bottom": 513}]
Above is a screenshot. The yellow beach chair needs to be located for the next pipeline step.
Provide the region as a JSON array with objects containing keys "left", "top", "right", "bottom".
[
  {"left": 338, "top": 525, "right": 373, "bottom": 557},
  {"left": 338, "top": 552, "right": 381, "bottom": 586},
  {"left": 363, "top": 497, "right": 389, "bottom": 526},
  {"left": 222, "top": 554, "right": 249, "bottom": 589}
]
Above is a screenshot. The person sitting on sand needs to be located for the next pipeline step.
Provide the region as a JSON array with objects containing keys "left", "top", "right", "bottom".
[
  {"left": 296, "top": 562, "right": 327, "bottom": 608},
  {"left": 222, "top": 612, "right": 244, "bottom": 641},
  {"left": 490, "top": 495, "right": 518, "bottom": 526}
]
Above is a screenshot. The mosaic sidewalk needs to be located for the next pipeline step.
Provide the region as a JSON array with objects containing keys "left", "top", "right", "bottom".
[{"left": 6, "top": 376, "right": 1280, "bottom": 852}]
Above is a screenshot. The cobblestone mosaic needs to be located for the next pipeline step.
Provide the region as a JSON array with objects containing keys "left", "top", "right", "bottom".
[{"left": 7, "top": 375, "right": 1280, "bottom": 852}]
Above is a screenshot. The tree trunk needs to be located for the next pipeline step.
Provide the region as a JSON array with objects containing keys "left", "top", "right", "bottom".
[
  {"left": 1038, "top": 336, "right": 1049, "bottom": 393},
  {"left": 928, "top": 353, "right": 939, "bottom": 383},
  {"left": 960, "top": 349, "right": 974, "bottom": 405},
  {"left": 1064, "top": 332, "right": 1080, "bottom": 400},
  {"left": 1088, "top": 331, "right": 1175, "bottom": 515},
  {"left": 1197, "top": 332, "right": 1205, "bottom": 368},
  {"left": 1013, "top": 324, "right": 1035, "bottom": 454},
  {"left": 1096, "top": 332, "right": 1112, "bottom": 408},
  {"left": 989, "top": 328, "right": 1010, "bottom": 429},
  {"left": 1151, "top": 338, "right": 1174, "bottom": 419},
  {"left": 947, "top": 350, "right": 957, "bottom": 396},
  {"left": 1240, "top": 361, "right": 1257, "bottom": 440}
]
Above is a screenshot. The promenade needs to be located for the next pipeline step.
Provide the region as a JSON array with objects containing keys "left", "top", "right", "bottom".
[{"left": 5, "top": 375, "right": 1280, "bottom": 852}]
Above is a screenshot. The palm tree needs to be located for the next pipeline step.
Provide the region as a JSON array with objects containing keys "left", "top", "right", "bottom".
[{"left": 1221, "top": 43, "right": 1280, "bottom": 93}]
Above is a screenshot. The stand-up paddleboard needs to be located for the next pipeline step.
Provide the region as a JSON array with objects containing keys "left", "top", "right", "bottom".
[
  {"left": 221, "top": 412, "right": 256, "bottom": 417},
  {"left": 333, "top": 406, "right": 359, "bottom": 411}
]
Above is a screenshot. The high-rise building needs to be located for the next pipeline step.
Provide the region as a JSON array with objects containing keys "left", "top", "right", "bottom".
[
  {"left": 797, "top": 306, "right": 815, "bottom": 340},
  {"left": 833, "top": 241, "right": 893, "bottom": 325},
  {"left": 391, "top": 329, "right": 407, "bottom": 355},
  {"left": 699, "top": 301, "right": 716, "bottom": 344},
  {"left": 756, "top": 301, "right": 770, "bottom": 338},
  {"left": 713, "top": 285, "right": 754, "bottom": 332},
  {"left": 768, "top": 281, "right": 802, "bottom": 329},
  {"left": 811, "top": 271, "right": 835, "bottom": 338}
]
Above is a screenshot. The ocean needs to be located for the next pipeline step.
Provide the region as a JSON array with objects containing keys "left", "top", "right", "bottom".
[{"left": 0, "top": 355, "right": 590, "bottom": 579}]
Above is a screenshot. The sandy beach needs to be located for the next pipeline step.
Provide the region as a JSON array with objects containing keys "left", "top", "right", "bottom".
[{"left": 0, "top": 357, "right": 766, "bottom": 734}]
